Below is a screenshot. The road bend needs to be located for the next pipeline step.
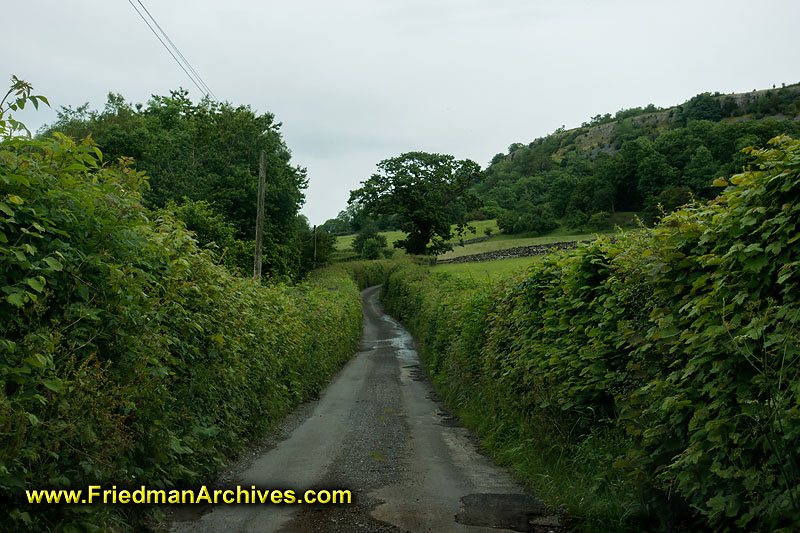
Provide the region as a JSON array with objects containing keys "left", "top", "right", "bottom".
[{"left": 170, "top": 285, "right": 560, "bottom": 532}]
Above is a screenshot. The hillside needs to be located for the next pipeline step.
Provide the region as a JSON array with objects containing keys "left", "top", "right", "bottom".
[
  {"left": 552, "top": 84, "right": 800, "bottom": 159},
  {"left": 326, "top": 84, "right": 800, "bottom": 257},
  {"left": 476, "top": 83, "right": 800, "bottom": 234}
]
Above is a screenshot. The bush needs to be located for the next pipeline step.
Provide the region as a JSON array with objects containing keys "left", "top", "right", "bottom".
[
  {"left": 351, "top": 221, "right": 387, "bottom": 254},
  {"left": 640, "top": 186, "right": 694, "bottom": 226},
  {"left": 0, "top": 128, "right": 362, "bottom": 530},
  {"left": 587, "top": 210, "right": 610, "bottom": 230},
  {"left": 379, "top": 136, "right": 800, "bottom": 531},
  {"left": 622, "top": 137, "right": 800, "bottom": 529},
  {"left": 497, "top": 211, "right": 517, "bottom": 234},
  {"left": 498, "top": 204, "right": 559, "bottom": 235},
  {"left": 342, "top": 260, "right": 399, "bottom": 290},
  {"left": 566, "top": 209, "right": 589, "bottom": 230},
  {"left": 361, "top": 237, "right": 383, "bottom": 259}
]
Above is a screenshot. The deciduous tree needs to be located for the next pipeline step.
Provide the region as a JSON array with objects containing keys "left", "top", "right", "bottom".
[{"left": 349, "top": 152, "right": 482, "bottom": 255}]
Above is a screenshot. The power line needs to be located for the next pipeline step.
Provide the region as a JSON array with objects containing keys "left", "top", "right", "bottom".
[
  {"left": 134, "top": 0, "right": 218, "bottom": 101},
  {"left": 125, "top": 0, "right": 205, "bottom": 96},
  {"left": 125, "top": 0, "right": 217, "bottom": 101}
]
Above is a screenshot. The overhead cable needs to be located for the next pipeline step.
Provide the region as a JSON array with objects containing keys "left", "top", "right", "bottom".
[
  {"left": 134, "top": 0, "right": 218, "bottom": 101},
  {"left": 125, "top": 0, "right": 218, "bottom": 101}
]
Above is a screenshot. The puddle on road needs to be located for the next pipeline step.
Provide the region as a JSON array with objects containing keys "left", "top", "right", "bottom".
[
  {"left": 455, "top": 493, "right": 551, "bottom": 531},
  {"left": 370, "top": 314, "right": 420, "bottom": 370},
  {"left": 436, "top": 409, "right": 461, "bottom": 427}
]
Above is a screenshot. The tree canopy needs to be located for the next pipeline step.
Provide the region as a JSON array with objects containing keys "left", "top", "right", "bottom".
[
  {"left": 349, "top": 152, "right": 482, "bottom": 255},
  {"left": 41, "top": 89, "right": 311, "bottom": 278}
]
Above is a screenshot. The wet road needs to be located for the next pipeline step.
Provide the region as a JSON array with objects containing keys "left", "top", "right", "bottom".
[{"left": 170, "top": 286, "right": 559, "bottom": 532}]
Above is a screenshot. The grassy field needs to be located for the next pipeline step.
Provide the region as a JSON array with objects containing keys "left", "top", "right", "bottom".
[
  {"left": 334, "top": 229, "right": 408, "bottom": 251},
  {"left": 438, "top": 228, "right": 609, "bottom": 260},
  {"left": 335, "top": 215, "right": 637, "bottom": 261},
  {"left": 431, "top": 255, "right": 546, "bottom": 279},
  {"left": 334, "top": 220, "right": 500, "bottom": 252}
]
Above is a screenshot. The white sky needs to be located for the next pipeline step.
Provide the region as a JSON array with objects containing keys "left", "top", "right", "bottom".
[{"left": 5, "top": 0, "right": 799, "bottom": 225}]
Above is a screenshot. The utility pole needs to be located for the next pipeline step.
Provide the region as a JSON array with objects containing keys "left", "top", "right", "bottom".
[
  {"left": 313, "top": 224, "right": 317, "bottom": 269},
  {"left": 253, "top": 149, "right": 266, "bottom": 279}
]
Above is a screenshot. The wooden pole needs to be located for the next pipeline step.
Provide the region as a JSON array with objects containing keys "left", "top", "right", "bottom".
[
  {"left": 313, "top": 224, "right": 317, "bottom": 268},
  {"left": 253, "top": 149, "right": 266, "bottom": 279}
]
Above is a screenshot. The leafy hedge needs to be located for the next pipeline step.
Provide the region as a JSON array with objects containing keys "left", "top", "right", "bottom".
[
  {"left": 1, "top": 132, "right": 362, "bottom": 530},
  {"left": 343, "top": 259, "right": 401, "bottom": 290},
  {"left": 381, "top": 136, "right": 800, "bottom": 531}
]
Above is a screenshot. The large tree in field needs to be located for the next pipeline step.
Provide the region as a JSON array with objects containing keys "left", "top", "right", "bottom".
[{"left": 349, "top": 152, "right": 482, "bottom": 255}]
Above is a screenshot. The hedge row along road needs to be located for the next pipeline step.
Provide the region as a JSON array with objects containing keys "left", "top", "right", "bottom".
[{"left": 171, "top": 286, "right": 559, "bottom": 532}]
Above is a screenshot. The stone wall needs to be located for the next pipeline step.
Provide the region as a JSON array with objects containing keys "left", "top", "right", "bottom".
[{"left": 436, "top": 240, "right": 584, "bottom": 264}]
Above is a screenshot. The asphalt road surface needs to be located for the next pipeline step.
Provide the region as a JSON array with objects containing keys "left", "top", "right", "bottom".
[{"left": 170, "top": 286, "right": 561, "bottom": 532}]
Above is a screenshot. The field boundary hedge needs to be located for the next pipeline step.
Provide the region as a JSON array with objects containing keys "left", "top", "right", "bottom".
[
  {"left": 1, "top": 131, "right": 364, "bottom": 531},
  {"left": 379, "top": 137, "right": 800, "bottom": 532}
]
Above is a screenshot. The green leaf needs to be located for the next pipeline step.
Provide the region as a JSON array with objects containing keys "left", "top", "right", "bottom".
[
  {"left": 43, "top": 257, "right": 64, "bottom": 271},
  {"left": 25, "top": 277, "right": 45, "bottom": 292},
  {"left": 658, "top": 325, "right": 679, "bottom": 339},
  {"left": 743, "top": 255, "right": 768, "bottom": 273},
  {"left": 8, "top": 509, "right": 32, "bottom": 525},
  {"left": 42, "top": 379, "right": 65, "bottom": 393},
  {"left": 24, "top": 354, "right": 48, "bottom": 369},
  {"left": 6, "top": 293, "right": 25, "bottom": 307}
]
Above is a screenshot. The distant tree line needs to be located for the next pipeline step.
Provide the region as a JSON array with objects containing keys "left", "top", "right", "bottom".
[{"left": 319, "top": 203, "right": 399, "bottom": 236}]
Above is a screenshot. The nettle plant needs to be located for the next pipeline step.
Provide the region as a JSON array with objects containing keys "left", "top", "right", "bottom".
[
  {"left": 623, "top": 135, "right": 800, "bottom": 529},
  {"left": 1, "top": 77, "right": 363, "bottom": 531},
  {"left": 0, "top": 76, "right": 49, "bottom": 138},
  {"left": 380, "top": 135, "right": 800, "bottom": 531}
]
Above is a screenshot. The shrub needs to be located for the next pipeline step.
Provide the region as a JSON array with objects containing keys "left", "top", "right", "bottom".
[
  {"left": 566, "top": 209, "right": 589, "bottom": 230},
  {"left": 498, "top": 204, "right": 559, "bottom": 235},
  {"left": 351, "top": 221, "right": 387, "bottom": 254},
  {"left": 622, "top": 136, "right": 800, "bottom": 529},
  {"left": 343, "top": 260, "right": 400, "bottom": 290},
  {"left": 587, "top": 210, "right": 610, "bottom": 230},
  {"left": 360, "top": 237, "right": 383, "bottom": 260},
  {"left": 379, "top": 136, "right": 800, "bottom": 531},
  {"left": 1, "top": 118, "right": 362, "bottom": 530},
  {"left": 497, "top": 211, "right": 517, "bottom": 234}
]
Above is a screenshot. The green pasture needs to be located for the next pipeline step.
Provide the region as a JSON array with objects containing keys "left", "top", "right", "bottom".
[
  {"left": 334, "top": 220, "right": 498, "bottom": 252},
  {"left": 431, "top": 255, "right": 546, "bottom": 279},
  {"left": 334, "top": 216, "right": 635, "bottom": 259}
]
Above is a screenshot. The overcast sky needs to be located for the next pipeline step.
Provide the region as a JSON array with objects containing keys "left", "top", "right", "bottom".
[{"left": 6, "top": 0, "right": 799, "bottom": 225}]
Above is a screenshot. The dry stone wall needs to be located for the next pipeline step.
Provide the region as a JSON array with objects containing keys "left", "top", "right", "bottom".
[{"left": 437, "top": 240, "right": 584, "bottom": 264}]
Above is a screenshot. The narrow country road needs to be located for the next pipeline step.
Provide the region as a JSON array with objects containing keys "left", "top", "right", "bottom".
[{"left": 170, "top": 286, "right": 560, "bottom": 532}]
